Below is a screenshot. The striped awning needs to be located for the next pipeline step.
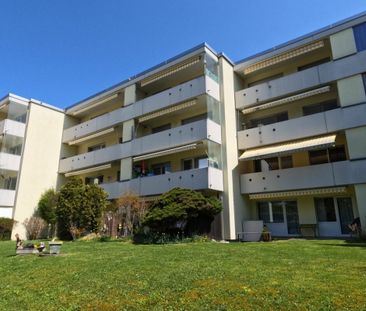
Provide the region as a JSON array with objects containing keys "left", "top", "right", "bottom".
[
  {"left": 65, "top": 163, "right": 112, "bottom": 177},
  {"left": 242, "top": 86, "right": 331, "bottom": 115},
  {"left": 243, "top": 41, "right": 324, "bottom": 74},
  {"left": 239, "top": 134, "right": 336, "bottom": 161},
  {"left": 249, "top": 187, "right": 347, "bottom": 200},
  {"left": 138, "top": 100, "right": 197, "bottom": 123},
  {"left": 133, "top": 143, "right": 199, "bottom": 162},
  {"left": 68, "top": 127, "right": 115, "bottom": 145},
  {"left": 140, "top": 56, "right": 202, "bottom": 87}
]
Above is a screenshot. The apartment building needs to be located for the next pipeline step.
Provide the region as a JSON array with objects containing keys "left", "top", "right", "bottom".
[
  {"left": 0, "top": 94, "right": 65, "bottom": 238},
  {"left": 235, "top": 12, "right": 366, "bottom": 238},
  {"left": 3, "top": 12, "right": 366, "bottom": 240}
]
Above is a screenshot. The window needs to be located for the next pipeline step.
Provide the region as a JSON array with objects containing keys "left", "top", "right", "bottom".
[
  {"left": 297, "top": 58, "right": 330, "bottom": 71},
  {"left": 183, "top": 159, "right": 193, "bottom": 170},
  {"left": 315, "top": 198, "right": 336, "bottom": 222},
  {"left": 8, "top": 144, "right": 22, "bottom": 155},
  {"left": 257, "top": 202, "right": 284, "bottom": 223},
  {"left": 328, "top": 146, "right": 347, "bottom": 162},
  {"left": 309, "top": 149, "right": 328, "bottom": 165},
  {"left": 195, "top": 157, "right": 209, "bottom": 169},
  {"left": 152, "top": 162, "right": 171, "bottom": 175},
  {"left": 302, "top": 100, "right": 338, "bottom": 116},
  {"left": 85, "top": 176, "right": 104, "bottom": 185},
  {"left": 363, "top": 73, "right": 366, "bottom": 90},
  {"left": 309, "top": 146, "right": 346, "bottom": 165},
  {"left": 254, "top": 156, "right": 292, "bottom": 172},
  {"left": 152, "top": 123, "right": 171, "bottom": 134},
  {"left": 4, "top": 177, "right": 17, "bottom": 190},
  {"left": 353, "top": 22, "right": 366, "bottom": 52},
  {"left": 117, "top": 171, "right": 121, "bottom": 182},
  {"left": 248, "top": 112, "right": 288, "bottom": 129},
  {"left": 181, "top": 113, "right": 207, "bottom": 125},
  {"left": 88, "top": 144, "right": 105, "bottom": 152},
  {"left": 182, "top": 157, "right": 209, "bottom": 170}
]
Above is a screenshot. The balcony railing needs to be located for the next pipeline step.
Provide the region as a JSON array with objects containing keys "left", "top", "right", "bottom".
[
  {"left": 0, "top": 153, "right": 21, "bottom": 171},
  {"left": 0, "top": 189, "right": 16, "bottom": 206},
  {"left": 238, "top": 102, "right": 366, "bottom": 149},
  {"left": 240, "top": 159, "right": 366, "bottom": 194},
  {"left": 101, "top": 167, "right": 223, "bottom": 199},
  {"left": 59, "top": 119, "right": 221, "bottom": 174},
  {"left": 63, "top": 75, "right": 220, "bottom": 143},
  {"left": 235, "top": 50, "right": 366, "bottom": 109},
  {"left": 0, "top": 119, "right": 26, "bottom": 138}
]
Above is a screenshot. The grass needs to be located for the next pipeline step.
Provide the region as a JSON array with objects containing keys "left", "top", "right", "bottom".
[{"left": 0, "top": 239, "right": 366, "bottom": 310}]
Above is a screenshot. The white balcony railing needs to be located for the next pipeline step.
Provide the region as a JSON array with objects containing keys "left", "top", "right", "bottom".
[
  {"left": 235, "top": 50, "right": 366, "bottom": 110},
  {"left": 59, "top": 119, "right": 221, "bottom": 174},
  {"left": 101, "top": 167, "right": 223, "bottom": 199},
  {"left": 0, "top": 153, "right": 21, "bottom": 171},
  {"left": 0, "top": 119, "right": 26, "bottom": 138},
  {"left": 240, "top": 159, "right": 366, "bottom": 194},
  {"left": 238, "top": 102, "right": 366, "bottom": 150},
  {"left": 0, "top": 189, "right": 16, "bottom": 206},
  {"left": 63, "top": 75, "right": 220, "bottom": 143}
]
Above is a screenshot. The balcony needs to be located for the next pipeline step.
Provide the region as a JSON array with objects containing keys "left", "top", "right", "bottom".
[
  {"left": 236, "top": 50, "right": 366, "bottom": 110},
  {"left": 63, "top": 75, "right": 220, "bottom": 143},
  {"left": 0, "top": 119, "right": 26, "bottom": 138},
  {"left": 0, "top": 189, "right": 15, "bottom": 206},
  {"left": 59, "top": 119, "right": 221, "bottom": 174},
  {"left": 59, "top": 142, "right": 132, "bottom": 173},
  {"left": 0, "top": 153, "right": 21, "bottom": 171},
  {"left": 238, "top": 102, "right": 366, "bottom": 149},
  {"left": 240, "top": 159, "right": 366, "bottom": 194},
  {"left": 101, "top": 167, "right": 224, "bottom": 199}
]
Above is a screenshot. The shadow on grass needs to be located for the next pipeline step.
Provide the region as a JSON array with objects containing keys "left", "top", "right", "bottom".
[{"left": 320, "top": 239, "right": 366, "bottom": 248}]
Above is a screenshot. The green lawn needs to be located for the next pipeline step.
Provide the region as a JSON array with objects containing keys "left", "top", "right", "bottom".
[{"left": 0, "top": 239, "right": 365, "bottom": 311}]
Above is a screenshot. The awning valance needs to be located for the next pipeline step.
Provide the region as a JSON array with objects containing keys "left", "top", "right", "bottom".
[
  {"left": 242, "top": 86, "right": 330, "bottom": 115},
  {"left": 65, "top": 163, "right": 112, "bottom": 177},
  {"left": 243, "top": 41, "right": 324, "bottom": 74},
  {"left": 68, "top": 127, "right": 115, "bottom": 145},
  {"left": 239, "top": 134, "right": 336, "bottom": 161},
  {"left": 249, "top": 186, "right": 347, "bottom": 200},
  {"left": 133, "top": 143, "right": 199, "bottom": 162},
  {"left": 138, "top": 100, "right": 197, "bottom": 123},
  {"left": 140, "top": 56, "right": 201, "bottom": 87}
]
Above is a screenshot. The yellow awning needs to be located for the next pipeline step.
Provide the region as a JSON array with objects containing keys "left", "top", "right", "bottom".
[
  {"left": 249, "top": 187, "right": 347, "bottom": 200},
  {"left": 239, "top": 134, "right": 336, "bottom": 161},
  {"left": 133, "top": 143, "right": 199, "bottom": 162}
]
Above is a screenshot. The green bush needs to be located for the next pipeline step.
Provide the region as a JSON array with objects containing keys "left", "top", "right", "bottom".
[
  {"left": 56, "top": 178, "right": 109, "bottom": 240},
  {"left": 0, "top": 218, "right": 16, "bottom": 240},
  {"left": 141, "top": 188, "right": 222, "bottom": 239}
]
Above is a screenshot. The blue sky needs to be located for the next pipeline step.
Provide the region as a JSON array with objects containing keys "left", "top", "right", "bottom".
[{"left": 0, "top": 0, "right": 365, "bottom": 109}]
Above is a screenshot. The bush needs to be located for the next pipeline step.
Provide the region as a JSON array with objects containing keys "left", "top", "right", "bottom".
[
  {"left": 23, "top": 216, "right": 46, "bottom": 240},
  {"left": 37, "top": 188, "right": 58, "bottom": 237},
  {"left": 140, "top": 188, "right": 222, "bottom": 241},
  {"left": 56, "top": 178, "right": 109, "bottom": 240},
  {"left": 0, "top": 218, "right": 16, "bottom": 240}
]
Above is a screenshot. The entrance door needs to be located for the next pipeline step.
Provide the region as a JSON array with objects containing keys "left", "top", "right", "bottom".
[
  {"left": 337, "top": 198, "right": 354, "bottom": 235},
  {"left": 286, "top": 201, "right": 300, "bottom": 234},
  {"left": 315, "top": 198, "right": 340, "bottom": 237}
]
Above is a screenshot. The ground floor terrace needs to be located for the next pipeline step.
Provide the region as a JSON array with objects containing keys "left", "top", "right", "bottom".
[{"left": 245, "top": 185, "right": 364, "bottom": 238}]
